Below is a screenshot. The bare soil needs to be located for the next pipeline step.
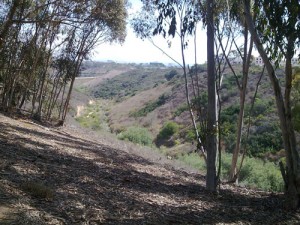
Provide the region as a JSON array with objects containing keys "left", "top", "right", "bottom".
[{"left": 0, "top": 113, "right": 299, "bottom": 224}]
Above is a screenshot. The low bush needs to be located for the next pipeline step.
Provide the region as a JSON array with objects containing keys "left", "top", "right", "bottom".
[
  {"left": 238, "top": 157, "right": 284, "bottom": 192},
  {"left": 157, "top": 121, "right": 179, "bottom": 140},
  {"left": 219, "top": 153, "right": 283, "bottom": 191},
  {"left": 117, "top": 126, "right": 153, "bottom": 146},
  {"left": 185, "top": 129, "right": 196, "bottom": 142}
]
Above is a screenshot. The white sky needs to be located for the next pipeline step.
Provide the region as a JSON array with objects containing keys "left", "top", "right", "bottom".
[{"left": 91, "top": 0, "right": 207, "bottom": 65}]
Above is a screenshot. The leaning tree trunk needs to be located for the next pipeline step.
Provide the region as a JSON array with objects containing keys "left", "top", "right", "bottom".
[
  {"left": 229, "top": 27, "right": 253, "bottom": 182},
  {"left": 244, "top": 1, "right": 300, "bottom": 209}
]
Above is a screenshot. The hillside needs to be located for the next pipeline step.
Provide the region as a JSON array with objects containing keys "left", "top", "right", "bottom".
[
  {"left": 67, "top": 61, "right": 300, "bottom": 194},
  {"left": 1, "top": 113, "right": 300, "bottom": 224},
  {"left": 75, "top": 61, "right": 284, "bottom": 159}
]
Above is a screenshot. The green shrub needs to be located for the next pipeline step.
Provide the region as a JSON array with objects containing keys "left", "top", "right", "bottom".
[
  {"left": 157, "top": 121, "right": 179, "bottom": 140},
  {"left": 91, "top": 69, "right": 168, "bottom": 100},
  {"left": 177, "top": 152, "right": 284, "bottom": 192},
  {"left": 219, "top": 153, "right": 284, "bottom": 192},
  {"left": 220, "top": 104, "right": 240, "bottom": 123},
  {"left": 238, "top": 157, "right": 284, "bottom": 192},
  {"left": 189, "top": 64, "right": 206, "bottom": 74},
  {"left": 117, "top": 126, "right": 153, "bottom": 146},
  {"left": 185, "top": 129, "right": 196, "bottom": 142},
  {"left": 244, "top": 98, "right": 274, "bottom": 117}
]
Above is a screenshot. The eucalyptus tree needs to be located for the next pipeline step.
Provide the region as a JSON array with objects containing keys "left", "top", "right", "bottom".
[
  {"left": 0, "top": 0, "right": 20, "bottom": 49},
  {"left": 205, "top": 0, "right": 218, "bottom": 191},
  {"left": 58, "top": 0, "right": 128, "bottom": 122},
  {"left": 243, "top": 0, "right": 300, "bottom": 209},
  {"left": 213, "top": 0, "right": 256, "bottom": 183},
  {"left": 132, "top": 0, "right": 207, "bottom": 160},
  {"left": 132, "top": 0, "right": 224, "bottom": 191},
  {"left": 0, "top": 0, "right": 127, "bottom": 122}
]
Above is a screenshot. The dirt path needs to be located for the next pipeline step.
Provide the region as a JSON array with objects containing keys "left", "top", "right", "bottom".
[{"left": 0, "top": 113, "right": 299, "bottom": 224}]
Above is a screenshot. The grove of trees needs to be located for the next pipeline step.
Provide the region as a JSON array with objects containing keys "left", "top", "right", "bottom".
[{"left": 0, "top": 0, "right": 127, "bottom": 123}]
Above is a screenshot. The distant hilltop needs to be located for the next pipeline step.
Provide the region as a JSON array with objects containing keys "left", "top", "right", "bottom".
[{"left": 82, "top": 60, "right": 180, "bottom": 69}]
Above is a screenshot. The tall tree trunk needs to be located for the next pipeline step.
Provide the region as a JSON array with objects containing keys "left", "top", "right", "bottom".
[
  {"left": 244, "top": 0, "right": 300, "bottom": 209},
  {"left": 206, "top": 0, "right": 218, "bottom": 191}
]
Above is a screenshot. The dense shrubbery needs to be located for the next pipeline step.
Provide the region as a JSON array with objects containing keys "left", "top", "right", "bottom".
[
  {"left": 220, "top": 98, "right": 282, "bottom": 157},
  {"left": 92, "top": 69, "right": 169, "bottom": 99},
  {"left": 220, "top": 154, "right": 284, "bottom": 192},
  {"left": 245, "top": 122, "right": 282, "bottom": 156},
  {"left": 177, "top": 152, "right": 284, "bottom": 192},
  {"left": 117, "top": 126, "right": 153, "bottom": 146}
]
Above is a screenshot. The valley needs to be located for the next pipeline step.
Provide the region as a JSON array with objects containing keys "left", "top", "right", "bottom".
[
  {"left": 71, "top": 61, "right": 289, "bottom": 192},
  {"left": 0, "top": 61, "right": 299, "bottom": 224}
]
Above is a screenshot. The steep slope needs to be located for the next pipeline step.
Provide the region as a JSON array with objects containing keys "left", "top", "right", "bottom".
[{"left": 0, "top": 113, "right": 299, "bottom": 224}]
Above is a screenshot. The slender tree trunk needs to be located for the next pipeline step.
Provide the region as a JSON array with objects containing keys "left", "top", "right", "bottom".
[
  {"left": 229, "top": 27, "right": 253, "bottom": 182},
  {"left": 206, "top": 0, "right": 218, "bottom": 191},
  {"left": 181, "top": 35, "right": 207, "bottom": 161},
  {"left": 58, "top": 82, "right": 67, "bottom": 120},
  {"left": 46, "top": 76, "right": 60, "bottom": 120}
]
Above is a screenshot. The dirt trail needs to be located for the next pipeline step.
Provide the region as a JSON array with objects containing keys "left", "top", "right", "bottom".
[{"left": 0, "top": 113, "right": 299, "bottom": 224}]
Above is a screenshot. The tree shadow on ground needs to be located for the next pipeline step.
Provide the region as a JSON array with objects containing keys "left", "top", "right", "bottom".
[{"left": 0, "top": 118, "right": 299, "bottom": 224}]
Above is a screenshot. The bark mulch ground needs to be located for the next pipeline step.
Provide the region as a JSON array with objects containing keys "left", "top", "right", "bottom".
[{"left": 0, "top": 113, "right": 299, "bottom": 224}]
